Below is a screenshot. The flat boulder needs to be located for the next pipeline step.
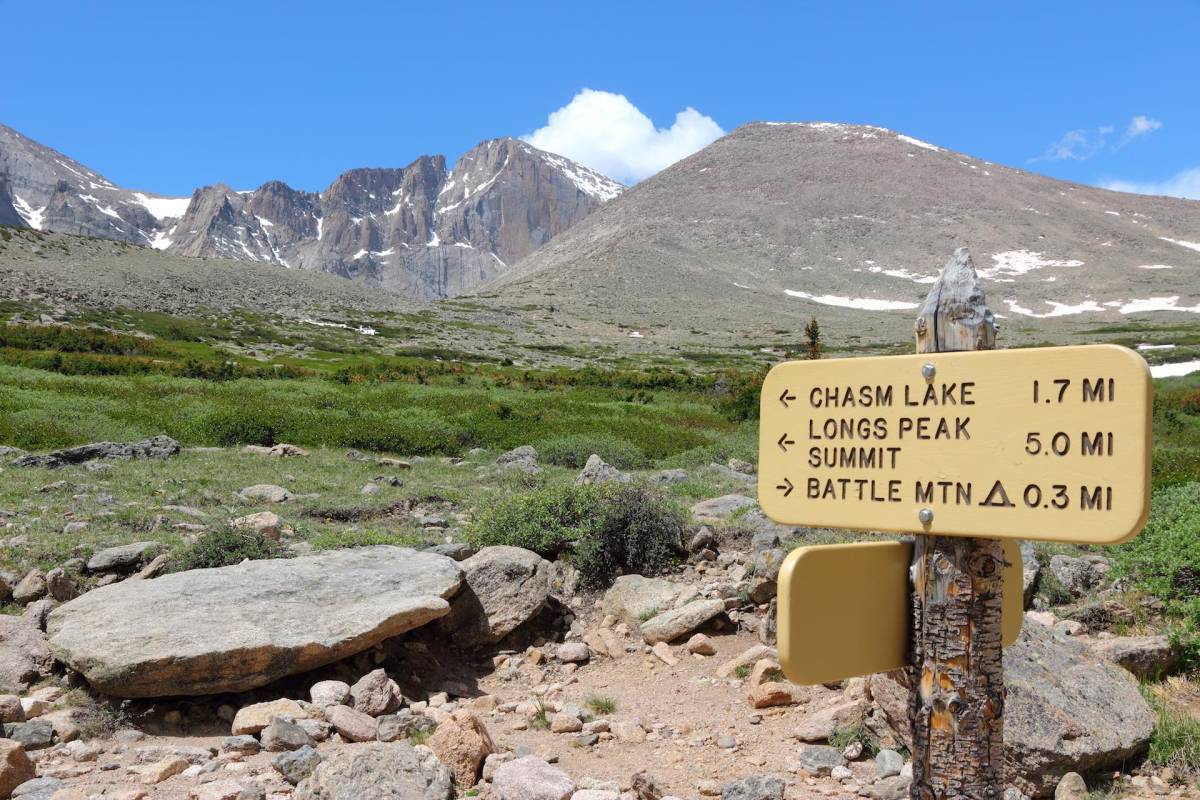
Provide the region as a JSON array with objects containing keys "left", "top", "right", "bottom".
[
  {"left": 0, "top": 618, "right": 54, "bottom": 694},
  {"left": 439, "top": 546, "right": 550, "bottom": 646},
  {"left": 47, "top": 546, "right": 462, "bottom": 697},
  {"left": 11, "top": 435, "right": 180, "bottom": 469},
  {"left": 602, "top": 575, "right": 685, "bottom": 626},
  {"left": 640, "top": 599, "right": 725, "bottom": 644},
  {"left": 294, "top": 741, "right": 453, "bottom": 800},
  {"left": 1088, "top": 635, "right": 1179, "bottom": 680},
  {"left": 690, "top": 494, "right": 755, "bottom": 523},
  {"left": 86, "top": 542, "right": 160, "bottom": 574}
]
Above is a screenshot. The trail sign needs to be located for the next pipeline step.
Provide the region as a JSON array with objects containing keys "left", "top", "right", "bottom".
[
  {"left": 775, "top": 540, "right": 1023, "bottom": 685},
  {"left": 758, "top": 344, "right": 1152, "bottom": 544}
]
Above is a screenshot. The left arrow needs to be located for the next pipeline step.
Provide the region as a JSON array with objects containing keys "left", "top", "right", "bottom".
[
  {"left": 779, "top": 389, "right": 797, "bottom": 408},
  {"left": 777, "top": 433, "right": 796, "bottom": 452},
  {"left": 776, "top": 477, "right": 794, "bottom": 497}
]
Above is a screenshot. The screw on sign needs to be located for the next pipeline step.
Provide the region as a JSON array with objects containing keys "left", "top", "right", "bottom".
[{"left": 760, "top": 248, "right": 1152, "bottom": 799}]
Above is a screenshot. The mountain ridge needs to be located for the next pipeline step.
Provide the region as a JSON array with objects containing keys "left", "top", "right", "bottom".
[
  {"left": 0, "top": 124, "right": 623, "bottom": 300},
  {"left": 478, "top": 121, "right": 1200, "bottom": 343}
]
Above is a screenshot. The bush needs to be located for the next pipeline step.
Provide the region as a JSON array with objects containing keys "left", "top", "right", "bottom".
[
  {"left": 536, "top": 433, "right": 648, "bottom": 469},
  {"left": 1113, "top": 483, "right": 1200, "bottom": 628},
  {"left": 170, "top": 527, "right": 285, "bottom": 572},
  {"left": 467, "top": 482, "right": 686, "bottom": 589}
]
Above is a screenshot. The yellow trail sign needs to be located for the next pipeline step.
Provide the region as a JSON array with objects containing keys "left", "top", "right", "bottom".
[
  {"left": 759, "top": 344, "right": 1152, "bottom": 544},
  {"left": 776, "top": 540, "right": 1024, "bottom": 685}
]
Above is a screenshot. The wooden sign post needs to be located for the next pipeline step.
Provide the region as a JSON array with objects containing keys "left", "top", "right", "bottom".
[
  {"left": 908, "top": 247, "right": 1004, "bottom": 798},
  {"left": 759, "top": 247, "right": 1153, "bottom": 800}
]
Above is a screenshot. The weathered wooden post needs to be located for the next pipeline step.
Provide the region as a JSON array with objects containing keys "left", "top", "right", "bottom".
[{"left": 908, "top": 248, "right": 1005, "bottom": 798}]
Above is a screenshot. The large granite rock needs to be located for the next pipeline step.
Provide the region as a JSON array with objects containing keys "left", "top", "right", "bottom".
[
  {"left": 293, "top": 741, "right": 453, "bottom": 800},
  {"left": 868, "top": 624, "right": 1154, "bottom": 798},
  {"left": 1005, "top": 624, "right": 1154, "bottom": 796},
  {"left": 0, "top": 618, "right": 54, "bottom": 694},
  {"left": 47, "top": 547, "right": 462, "bottom": 697},
  {"left": 602, "top": 575, "right": 685, "bottom": 626},
  {"left": 10, "top": 436, "right": 180, "bottom": 469},
  {"left": 1088, "top": 635, "right": 1179, "bottom": 680},
  {"left": 439, "top": 546, "right": 549, "bottom": 646}
]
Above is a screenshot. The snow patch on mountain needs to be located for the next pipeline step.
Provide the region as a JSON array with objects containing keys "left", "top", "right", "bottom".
[
  {"left": 11, "top": 195, "right": 45, "bottom": 230},
  {"left": 1160, "top": 237, "right": 1200, "bottom": 253},
  {"left": 784, "top": 289, "right": 919, "bottom": 311},
  {"left": 132, "top": 192, "right": 191, "bottom": 221}
]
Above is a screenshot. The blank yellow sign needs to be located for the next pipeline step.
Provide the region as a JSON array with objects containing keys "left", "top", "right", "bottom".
[
  {"left": 777, "top": 540, "right": 1023, "bottom": 685},
  {"left": 759, "top": 345, "right": 1152, "bottom": 544}
]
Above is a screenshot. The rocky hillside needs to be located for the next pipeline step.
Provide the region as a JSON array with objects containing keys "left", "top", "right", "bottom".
[
  {"left": 483, "top": 122, "right": 1200, "bottom": 343},
  {"left": 0, "top": 124, "right": 623, "bottom": 300}
]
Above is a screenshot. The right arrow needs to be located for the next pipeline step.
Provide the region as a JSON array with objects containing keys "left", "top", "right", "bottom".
[
  {"left": 777, "top": 433, "right": 796, "bottom": 453},
  {"left": 779, "top": 389, "right": 797, "bottom": 408},
  {"left": 776, "top": 477, "right": 794, "bottom": 497}
]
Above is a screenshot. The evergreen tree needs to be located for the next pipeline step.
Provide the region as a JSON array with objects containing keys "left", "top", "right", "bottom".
[{"left": 803, "top": 317, "right": 822, "bottom": 360}]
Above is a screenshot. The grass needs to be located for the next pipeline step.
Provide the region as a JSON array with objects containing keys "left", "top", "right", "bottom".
[
  {"left": 829, "top": 721, "right": 880, "bottom": 758},
  {"left": 1142, "top": 681, "right": 1200, "bottom": 776},
  {"left": 734, "top": 665, "right": 751, "bottom": 680},
  {"left": 585, "top": 695, "right": 617, "bottom": 715}
]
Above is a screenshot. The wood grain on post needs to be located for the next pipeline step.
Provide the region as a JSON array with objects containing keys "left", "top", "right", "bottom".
[{"left": 909, "top": 248, "right": 1006, "bottom": 799}]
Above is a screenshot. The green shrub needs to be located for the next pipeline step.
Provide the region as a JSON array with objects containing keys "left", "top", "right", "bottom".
[
  {"left": 535, "top": 433, "right": 648, "bottom": 469},
  {"left": 1152, "top": 446, "right": 1200, "bottom": 489},
  {"left": 572, "top": 484, "right": 687, "bottom": 589},
  {"left": 586, "top": 695, "right": 617, "bottom": 715},
  {"left": 170, "top": 527, "right": 285, "bottom": 572},
  {"left": 467, "top": 482, "right": 686, "bottom": 589},
  {"left": 1113, "top": 483, "right": 1200, "bottom": 630}
]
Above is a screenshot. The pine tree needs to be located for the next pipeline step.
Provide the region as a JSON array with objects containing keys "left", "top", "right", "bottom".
[{"left": 803, "top": 317, "right": 822, "bottom": 360}]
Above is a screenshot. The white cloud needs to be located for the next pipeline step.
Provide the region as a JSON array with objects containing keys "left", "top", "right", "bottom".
[
  {"left": 1031, "top": 115, "right": 1162, "bottom": 162},
  {"left": 522, "top": 89, "right": 724, "bottom": 184},
  {"left": 1122, "top": 115, "right": 1162, "bottom": 143},
  {"left": 1100, "top": 167, "right": 1200, "bottom": 200},
  {"left": 1030, "top": 127, "right": 1109, "bottom": 163}
]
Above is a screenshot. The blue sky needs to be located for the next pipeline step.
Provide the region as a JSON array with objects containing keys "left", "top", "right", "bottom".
[{"left": 3, "top": 0, "right": 1196, "bottom": 198}]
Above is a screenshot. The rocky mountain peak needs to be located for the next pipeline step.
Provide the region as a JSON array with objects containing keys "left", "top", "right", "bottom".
[{"left": 0, "top": 122, "right": 623, "bottom": 299}]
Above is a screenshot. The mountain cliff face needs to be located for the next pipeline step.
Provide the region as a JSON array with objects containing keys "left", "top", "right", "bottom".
[
  {"left": 0, "top": 124, "right": 188, "bottom": 247},
  {"left": 0, "top": 125, "right": 623, "bottom": 300}
]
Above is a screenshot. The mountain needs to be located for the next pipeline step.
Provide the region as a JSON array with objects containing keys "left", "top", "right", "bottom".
[
  {"left": 0, "top": 124, "right": 186, "bottom": 248},
  {"left": 483, "top": 122, "right": 1200, "bottom": 346},
  {"left": 0, "top": 124, "right": 623, "bottom": 300}
]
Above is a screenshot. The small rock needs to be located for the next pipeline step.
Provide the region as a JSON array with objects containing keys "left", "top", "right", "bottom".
[
  {"left": 651, "top": 642, "right": 678, "bottom": 666},
  {"left": 273, "top": 745, "right": 321, "bottom": 785},
  {"left": 493, "top": 755, "right": 575, "bottom": 800},
  {"left": 231, "top": 700, "right": 308, "bottom": 735},
  {"left": 720, "top": 774, "right": 785, "bottom": 800},
  {"left": 230, "top": 512, "right": 283, "bottom": 541},
  {"left": 1, "top": 738, "right": 36, "bottom": 798},
  {"left": 309, "top": 680, "right": 351, "bottom": 708},
  {"left": 551, "top": 714, "right": 583, "bottom": 733},
  {"left": 748, "top": 682, "right": 803, "bottom": 709},
  {"left": 325, "top": 704, "right": 377, "bottom": 742},
  {"left": 132, "top": 755, "right": 189, "bottom": 784},
  {"left": 686, "top": 633, "right": 716, "bottom": 656},
  {"left": 716, "top": 734, "right": 737, "bottom": 749},
  {"left": 875, "top": 749, "right": 903, "bottom": 778},
  {"left": 261, "top": 717, "right": 315, "bottom": 752},
  {"left": 1054, "top": 772, "right": 1088, "bottom": 800},
  {"left": 11, "top": 572, "right": 46, "bottom": 605},
  {"left": 556, "top": 643, "right": 591, "bottom": 663},
  {"left": 350, "top": 669, "right": 403, "bottom": 717},
  {"left": 574, "top": 455, "right": 631, "bottom": 486},
  {"left": 43, "top": 569, "right": 77, "bottom": 603},
  {"left": 791, "top": 744, "right": 843, "bottom": 776},
  {"left": 86, "top": 542, "right": 160, "bottom": 573},
  {"left": 1, "top": 721, "right": 53, "bottom": 751},
  {"left": 221, "top": 735, "right": 260, "bottom": 755},
  {"left": 237, "top": 485, "right": 291, "bottom": 504},
  {"left": 611, "top": 720, "right": 646, "bottom": 743},
  {"left": 428, "top": 711, "right": 497, "bottom": 787},
  {"left": 640, "top": 599, "right": 725, "bottom": 644}
]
